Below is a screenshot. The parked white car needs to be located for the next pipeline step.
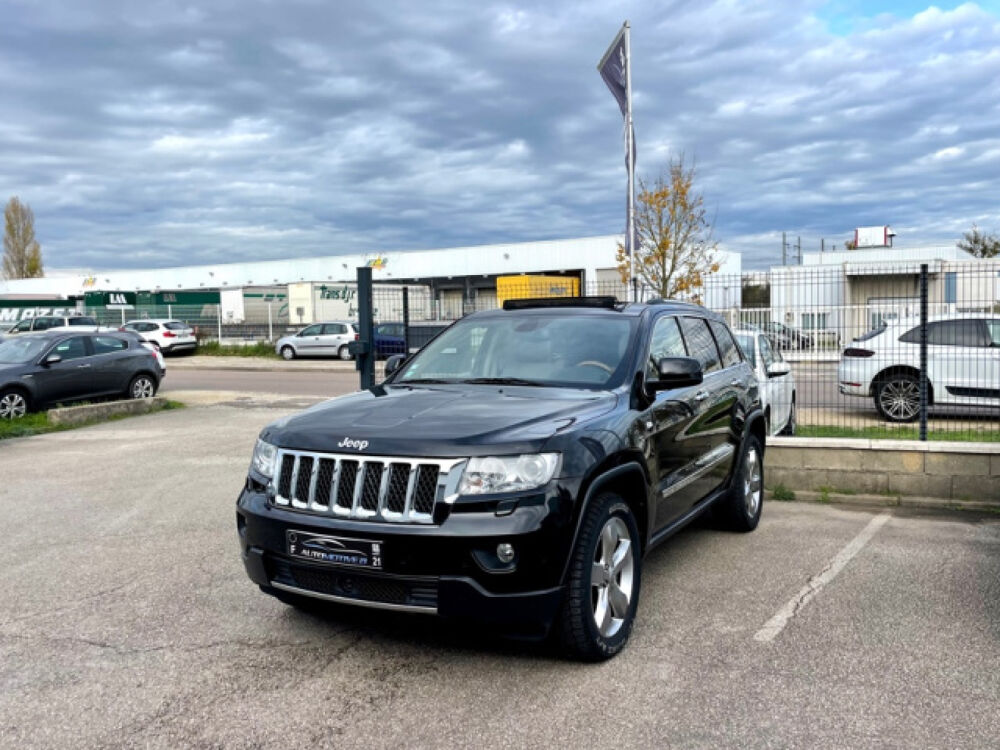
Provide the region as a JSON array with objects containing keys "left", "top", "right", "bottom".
[
  {"left": 121, "top": 319, "right": 197, "bottom": 355},
  {"left": 5, "top": 315, "right": 102, "bottom": 334},
  {"left": 734, "top": 329, "right": 797, "bottom": 435},
  {"left": 274, "top": 321, "right": 358, "bottom": 360},
  {"left": 838, "top": 314, "right": 1000, "bottom": 422}
]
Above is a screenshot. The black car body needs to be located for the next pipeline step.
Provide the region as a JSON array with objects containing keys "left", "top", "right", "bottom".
[
  {"left": 237, "top": 299, "right": 766, "bottom": 659},
  {"left": 0, "top": 331, "right": 164, "bottom": 418}
]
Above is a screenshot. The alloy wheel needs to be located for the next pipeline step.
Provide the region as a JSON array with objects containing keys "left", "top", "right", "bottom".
[
  {"left": 880, "top": 379, "right": 919, "bottom": 421},
  {"left": 0, "top": 392, "right": 27, "bottom": 419},
  {"left": 744, "top": 447, "right": 762, "bottom": 517},
  {"left": 590, "top": 517, "right": 634, "bottom": 638},
  {"left": 132, "top": 378, "right": 154, "bottom": 399}
]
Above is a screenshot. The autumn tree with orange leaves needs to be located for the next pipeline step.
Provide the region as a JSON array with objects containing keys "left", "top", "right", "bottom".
[{"left": 616, "top": 157, "right": 718, "bottom": 302}]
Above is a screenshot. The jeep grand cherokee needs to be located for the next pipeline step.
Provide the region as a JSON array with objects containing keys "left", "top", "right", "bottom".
[{"left": 237, "top": 297, "right": 765, "bottom": 660}]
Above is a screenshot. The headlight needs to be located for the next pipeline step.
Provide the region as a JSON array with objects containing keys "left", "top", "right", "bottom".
[
  {"left": 458, "top": 453, "right": 560, "bottom": 495},
  {"left": 251, "top": 438, "right": 278, "bottom": 478}
]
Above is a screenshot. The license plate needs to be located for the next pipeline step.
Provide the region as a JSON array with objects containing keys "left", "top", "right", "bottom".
[{"left": 286, "top": 531, "right": 382, "bottom": 569}]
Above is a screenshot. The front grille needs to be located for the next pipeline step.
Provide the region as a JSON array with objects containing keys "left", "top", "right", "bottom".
[
  {"left": 269, "top": 558, "right": 438, "bottom": 609},
  {"left": 270, "top": 449, "right": 465, "bottom": 524}
]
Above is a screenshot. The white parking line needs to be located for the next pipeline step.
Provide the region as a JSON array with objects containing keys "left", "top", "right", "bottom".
[{"left": 754, "top": 511, "right": 892, "bottom": 643}]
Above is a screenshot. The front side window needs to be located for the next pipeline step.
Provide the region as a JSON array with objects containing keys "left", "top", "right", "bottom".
[
  {"left": 646, "top": 316, "right": 687, "bottom": 380},
  {"left": 323, "top": 323, "right": 347, "bottom": 335},
  {"left": 734, "top": 333, "right": 756, "bottom": 367},
  {"left": 679, "top": 317, "right": 722, "bottom": 374},
  {"left": 759, "top": 335, "right": 778, "bottom": 368},
  {"left": 51, "top": 337, "right": 89, "bottom": 361},
  {"left": 394, "top": 312, "right": 637, "bottom": 388},
  {"left": 709, "top": 320, "right": 742, "bottom": 368},
  {"left": 299, "top": 324, "right": 322, "bottom": 336},
  {"left": 11, "top": 319, "right": 33, "bottom": 332},
  {"left": 33, "top": 317, "right": 58, "bottom": 331}
]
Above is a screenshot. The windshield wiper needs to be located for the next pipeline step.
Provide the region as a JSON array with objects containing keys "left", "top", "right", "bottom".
[
  {"left": 396, "top": 378, "right": 455, "bottom": 385},
  {"left": 461, "top": 377, "right": 545, "bottom": 386}
]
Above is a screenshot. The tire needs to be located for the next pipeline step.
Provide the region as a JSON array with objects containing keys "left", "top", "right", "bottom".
[
  {"left": 558, "top": 492, "right": 641, "bottom": 661},
  {"left": 128, "top": 374, "right": 157, "bottom": 400},
  {"left": 874, "top": 373, "right": 920, "bottom": 423},
  {"left": 338, "top": 345, "right": 352, "bottom": 361},
  {"left": 779, "top": 395, "right": 797, "bottom": 436},
  {"left": 281, "top": 345, "right": 295, "bottom": 361},
  {"left": 0, "top": 388, "right": 30, "bottom": 419},
  {"left": 716, "top": 435, "right": 764, "bottom": 532}
]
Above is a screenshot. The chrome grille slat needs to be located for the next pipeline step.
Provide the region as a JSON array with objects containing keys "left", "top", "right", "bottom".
[{"left": 269, "top": 450, "right": 466, "bottom": 524}]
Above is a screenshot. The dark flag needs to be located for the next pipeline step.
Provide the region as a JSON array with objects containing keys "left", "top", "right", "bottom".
[{"left": 598, "top": 23, "right": 636, "bottom": 259}]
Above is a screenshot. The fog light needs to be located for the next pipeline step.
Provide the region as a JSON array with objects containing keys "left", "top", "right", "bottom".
[{"left": 496, "top": 543, "right": 515, "bottom": 563}]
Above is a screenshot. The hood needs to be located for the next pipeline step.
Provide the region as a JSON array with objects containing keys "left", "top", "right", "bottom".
[{"left": 261, "top": 384, "right": 620, "bottom": 457}]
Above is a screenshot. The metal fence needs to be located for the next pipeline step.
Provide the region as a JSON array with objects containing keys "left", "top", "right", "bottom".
[{"left": 86, "top": 261, "right": 999, "bottom": 440}]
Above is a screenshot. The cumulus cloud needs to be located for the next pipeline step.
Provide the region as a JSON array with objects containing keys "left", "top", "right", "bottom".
[{"left": 0, "top": 0, "right": 998, "bottom": 271}]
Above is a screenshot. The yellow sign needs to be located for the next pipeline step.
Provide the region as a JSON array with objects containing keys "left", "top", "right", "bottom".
[{"left": 366, "top": 256, "right": 387, "bottom": 269}]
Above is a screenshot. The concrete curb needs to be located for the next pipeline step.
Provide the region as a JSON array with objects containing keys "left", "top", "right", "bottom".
[
  {"left": 48, "top": 396, "right": 172, "bottom": 426},
  {"left": 765, "top": 489, "right": 999, "bottom": 513}
]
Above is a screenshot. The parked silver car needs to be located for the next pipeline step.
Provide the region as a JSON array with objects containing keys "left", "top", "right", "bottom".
[
  {"left": 734, "top": 329, "right": 797, "bottom": 435},
  {"left": 275, "top": 321, "right": 358, "bottom": 360}
]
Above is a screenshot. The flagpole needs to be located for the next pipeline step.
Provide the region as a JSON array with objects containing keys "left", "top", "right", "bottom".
[{"left": 624, "top": 21, "right": 637, "bottom": 303}]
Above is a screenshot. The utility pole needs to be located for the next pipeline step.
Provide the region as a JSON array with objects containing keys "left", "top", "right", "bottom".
[{"left": 782, "top": 232, "right": 787, "bottom": 266}]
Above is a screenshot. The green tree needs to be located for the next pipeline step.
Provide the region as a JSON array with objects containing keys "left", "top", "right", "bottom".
[
  {"left": 957, "top": 224, "right": 1000, "bottom": 258},
  {"left": 616, "top": 156, "right": 719, "bottom": 301},
  {"left": 3, "top": 197, "right": 44, "bottom": 279}
]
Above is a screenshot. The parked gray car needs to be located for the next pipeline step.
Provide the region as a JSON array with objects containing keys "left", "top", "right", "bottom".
[
  {"left": 0, "top": 331, "right": 163, "bottom": 419},
  {"left": 275, "top": 321, "right": 358, "bottom": 360}
]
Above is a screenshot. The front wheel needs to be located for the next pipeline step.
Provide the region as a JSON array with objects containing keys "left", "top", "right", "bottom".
[
  {"left": 128, "top": 374, "right": 157, "bottom": 400},
  {"left": 0, "top": 388, "right": 29, "bottom": 419},
  {"left": 717, "top": 435, "right": 764, "bottom": 532},
  {"left": 558, "top": 492, "right": 641, "bottom": 661},
  {"left": 280, "top": 345, "right": 295, "bottom": 361},
  {"left": 875, "top": 374, "right": 920, "bottom": 422}
]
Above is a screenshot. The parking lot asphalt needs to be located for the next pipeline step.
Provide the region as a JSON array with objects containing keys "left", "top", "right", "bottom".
[{"left": 1, "top": 401, "right": 998, "bottom": 749}]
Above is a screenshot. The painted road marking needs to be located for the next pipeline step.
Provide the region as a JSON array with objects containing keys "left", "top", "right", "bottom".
[{"left": 754, "top": 511, "right": 892, "bottom": 643}]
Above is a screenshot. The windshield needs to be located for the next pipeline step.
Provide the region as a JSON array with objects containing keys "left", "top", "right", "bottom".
[
  {"left": 734, "top": 334, "right": 756, "bottom": 367},
  {"left": 0, "top": 337, "right": 49, "bottom": 364},
  {"left": 392, "top": 312, "right": 636, "bottom": 388}
]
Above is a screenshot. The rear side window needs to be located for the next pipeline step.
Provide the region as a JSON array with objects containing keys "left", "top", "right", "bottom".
[
  {"left": 902, "top": 320, "right": 989, "bottom": 347},
  {"left": 92, "top": 336, "right": 128, "bottom": 354},
  {"left": 709, "top": 320, "right": 742, "bottom": 368},
  {"left": 679, "top": 317, "right": 722, "bottom": 374},
  {"left": 68, "top": 317, "right": 97, "bottom": 326},
  {"left": 646, "top": 316, "right": 687, "bottom": 380},
  {"left": 164, "top": 321, "right": 187, "bottom": 330}
]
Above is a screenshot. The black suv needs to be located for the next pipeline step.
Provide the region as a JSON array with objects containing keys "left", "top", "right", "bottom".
[{"left": 237, "top": 298, "right": 765, "bottom": 660}]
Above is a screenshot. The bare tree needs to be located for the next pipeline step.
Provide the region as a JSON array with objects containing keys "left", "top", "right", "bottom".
[
  {"left": 616, "top": 156, "right": 719, "bottom": 301},
  {"left": 957, "top": 224, "right": 1000, "bottom": 258},
  {"left": 3, "top": 197, "right": 44, "bottom": 279}
]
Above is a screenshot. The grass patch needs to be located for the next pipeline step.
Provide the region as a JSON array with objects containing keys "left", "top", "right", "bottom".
[
  {"left": 771, "top": 484, "right": 796, "bottom": 502},
  {"left": 797, "top": 425, "right": 1000, "bottom": 443},
  {"left": 0, "top": 399, "right": 183, "bottom": 441},
  {"left": 196, "top": 341, "right": 280, "bottom": 358}
]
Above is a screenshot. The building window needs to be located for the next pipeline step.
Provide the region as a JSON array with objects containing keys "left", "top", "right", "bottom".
[
  {"left": 944, "top": 272, "right": 957, "bottom": 304},
  {"left": 802, "top": 312, "right": 828, "bottom": 331}
]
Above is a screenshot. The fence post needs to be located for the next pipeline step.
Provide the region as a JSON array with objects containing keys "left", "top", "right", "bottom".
[
  {"left": 356, "top": 267, "right": 375, "bottom": 389},
  {"left": 267, "top": 303, "right": 273, "bottom": 342},
  {"left": 217, "top": 304, "right": 223, "bottom": 344},
  {"left": 402, "top": 286, "right": 410, "bottom": 356},
  {"left": 167, "top": 304, "right": 172, "bottom": 319},
  {"left": 919, "top": 263, "right": 928, "bottom": 441}
]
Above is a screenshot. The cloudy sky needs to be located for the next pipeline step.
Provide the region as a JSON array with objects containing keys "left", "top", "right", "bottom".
[{"left": 2, "top": 0, "right": 999, "bottom": 271}]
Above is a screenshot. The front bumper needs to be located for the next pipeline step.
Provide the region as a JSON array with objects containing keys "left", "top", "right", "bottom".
[{"left": 237, "top": 483, "right": 576, "bottom": 635}]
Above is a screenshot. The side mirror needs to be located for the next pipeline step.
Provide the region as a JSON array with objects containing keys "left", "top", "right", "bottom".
[
  {"left": 43, "top": 353, "right": 62, "bottom": 366},
  {"left": 766, "top": 361, "right": 791, "bottom": 378},
  {"left": 384, "top": 354, "right": 406, "bottom": 377},
  {"left": 648, "top": 357, "right": 703, "bottom": 391}
]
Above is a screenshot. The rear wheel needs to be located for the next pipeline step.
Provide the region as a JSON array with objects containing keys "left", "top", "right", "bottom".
[
  {"left": 717, "top": 435, "right": 764, "bottom": 532},
  {"left": 0, "top": 388, "right": 29, "bottom": 419},
  {"left": 338, "top": 345, "right": 352, "bottom": 361},
  {"left": 128, "top": 374, "right": 157, "bottom": 399},
  {"left": 558, "top": 492, "right": 641, "bottom": 661},
  {"left": 281, "top": 345, "right": 295, "bottom": 361},
  {"left": 875, "top": 374, "right": 920, "bottom": 422}
]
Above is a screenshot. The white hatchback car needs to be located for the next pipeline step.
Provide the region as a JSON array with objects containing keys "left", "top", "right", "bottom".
[
  {"left": 274, "top": 321, "right": 358, "bottom": 360},
  {"left": 838, "top": 314, "right": 1000, "bottom": 422},
  {"left": 121, "top": 319, "right": 197, "bottom": 355},
  {"left": 734, "top": 329, "right": 797, "bottom": 435}
]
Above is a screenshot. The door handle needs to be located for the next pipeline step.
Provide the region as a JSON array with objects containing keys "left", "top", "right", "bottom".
[
  {"left": 730, "top": 379, "right": 742, "bottom": 388},
  {"left": 76, "top": 364, "right": 91, "bottom": 369},
  {"left": 694, "top": 390, "right": 709, "bottom": 402}
]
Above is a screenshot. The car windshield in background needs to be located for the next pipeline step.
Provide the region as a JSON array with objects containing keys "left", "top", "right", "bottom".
[
  {"left": 393, "top": 313, "right": 636, "bottom": 388},
  {"left": 0, "top": 337, "right": 49, "bottom": 364},
  {"left": 734, "top": 334, "right": 756, "bottom": 367}
]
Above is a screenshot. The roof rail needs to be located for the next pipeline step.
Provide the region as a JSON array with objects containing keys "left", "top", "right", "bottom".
[{"left": 502, "top": 296, "right": 620, "bottom": 311}]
